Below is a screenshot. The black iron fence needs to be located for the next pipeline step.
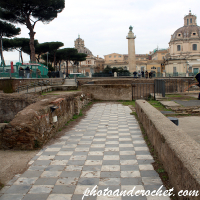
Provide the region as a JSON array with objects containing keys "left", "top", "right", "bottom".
[{"left": 131, "top": 79, "right": 166, "bottom": 100}]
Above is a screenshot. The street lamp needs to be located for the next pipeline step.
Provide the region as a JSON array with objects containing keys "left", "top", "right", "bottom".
[{"left": 47, "top": 52, "right": 49, "bottom": 69}]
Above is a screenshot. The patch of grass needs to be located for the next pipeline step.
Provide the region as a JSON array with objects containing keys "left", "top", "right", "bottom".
[
  {"left": 65, "top": 102, "right": 93, "bottom": 127},
  {"left": 166, "top": 94, "right": 182, "bottom": 98},
  {"left": 0, "top": 182, "right": 4, "bottom": 190},
  {"left": 42, "top": 93, "right": 59, "bottom": 95},
  {"left": 130, "top": 111, "right": 136, "bottom": 116},
  {"left": 157, "top": 168, "right": 165, "bottom": 173},
  {"left": 119, "top": 100, "right": 135, "bottom": 107},
  {"left": 148, "top": 100, "right": 171, "bottom": 111},
  {"left": 58, "top": 129, "right": 62, "bottom": 132},
  {"left": 3, "top": 121, "right": 9, "bottom": 123},
  {"left": 34, "top": 140, "right": 41, "bottom": 149},
  {"left": 166, "top": 94, "right": 197, "bottom": 101}
]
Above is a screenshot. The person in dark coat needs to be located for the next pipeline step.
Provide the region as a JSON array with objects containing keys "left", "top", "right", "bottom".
[
  {"left": 195, "top": 73, "right": 200, "bottom": 86},
  {"left": 47, "top": 70, "right": 51, "bottom": 78},
  {"left": 19, "top": 67, "right": 24, "bottom": 78},
  {"left": 194, "top": 73, "right": 200, "bottom": 100},
  {"left": 149, "top": 71, "right": 152, "bottom": 78},
  {"left": 145, "top": 71, "right": 149, "bottom": 79},
  {"left": 141, "top": 71, "right": 144, "bottom": 78},
  {"left": 133, "top": 71, "right": 137, "bottom": 77},
  {"left": 25, "top": 66, "right": 30, "bottom": 78},
  {"left": 195, "top": 73, "right": 200, "bottom": 99}
]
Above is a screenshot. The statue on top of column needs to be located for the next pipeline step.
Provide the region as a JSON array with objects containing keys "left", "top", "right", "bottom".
[{"left": 129, "top": 25, "right": 133, "bottom": 32}]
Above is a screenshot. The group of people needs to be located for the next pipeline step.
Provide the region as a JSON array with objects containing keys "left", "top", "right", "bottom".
[
  {"left": 18, "top": 67, "right": 41, "bottom": 78},
  {"left": 133, "top": 70, "right": 154, "bottom": 78}
]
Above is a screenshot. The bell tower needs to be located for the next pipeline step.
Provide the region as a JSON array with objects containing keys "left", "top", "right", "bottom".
[
  {"left": 74, "top": 34, "right": 85, "bottom": 48},
  {"left": 184, "top": 10, "right": 197, "bottom": 26}
]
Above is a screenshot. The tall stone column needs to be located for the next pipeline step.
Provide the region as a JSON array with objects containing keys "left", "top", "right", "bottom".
[{"left": 126, "top": 26, "right": 136, "bottom": 72}]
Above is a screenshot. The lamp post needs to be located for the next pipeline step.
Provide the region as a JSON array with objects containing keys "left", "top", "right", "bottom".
[{"left": 47, "top": 52, "right": 49, "bottom": 69}]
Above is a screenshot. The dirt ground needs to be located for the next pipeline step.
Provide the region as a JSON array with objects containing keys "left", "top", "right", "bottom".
[{"left": 0, "top": 150, "right": 38, "bottom": 185}]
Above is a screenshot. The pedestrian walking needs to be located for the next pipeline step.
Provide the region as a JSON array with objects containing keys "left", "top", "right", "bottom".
[
  {"left": 145, "top": 71, "right": 149, "bottom": 79},
  {"left": 47, "top": 70, "right": 51, "bottom": 78},
  {"left": 138, "top": 71, "right": 141, "bottom": 78},
  {"left": 25, "top": 66, "right": 30, "bottom": 78},
  {"left": 19, "top": 67, "right": 24, "bottom": 78},
  {"left": 36, "top": 68, "right": 41, "bottom": 78},
  {"left": 133, "top": 71, "right": 137, "bottom": 78},
  {"left": 141, "top": 71, "right": 144, "bottom": 78},
  {"left": 149, "top": 71, "right": 152, "bottom": 78},
  {"left": 195, "top": 73, "right": 200, "bottom": 99}
]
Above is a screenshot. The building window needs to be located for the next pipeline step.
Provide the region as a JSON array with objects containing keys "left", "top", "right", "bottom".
[
  {"left": 114, "top": 56, "right": 116, "bottom": 58},
  {"left": 177, "top": 45, "right": 181, "bottom": 51},
  {"left": 109, "top": 56, "right": 111, "bottom": 58},
  {"left": 119, "top": 56, "right": 121, "bottom": 57},
  {"left": 178, "top": 33, "right": 181, "bottom": 36},
  {"left": 193, "top": 44, "right": 197, "bottom": 50},
  {"left": 190, "top": 18, "right": 192, "bottom": 23},
  {"left": 187, "top": 19, "right": 189, "bottom": 25},
  {"left": 193, "top": 33, "right": 196, "bottom": 35}
]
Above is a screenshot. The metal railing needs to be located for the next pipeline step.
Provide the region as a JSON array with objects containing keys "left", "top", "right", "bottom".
[
  {"left": 131, "top": 82, "right": 155, "bottom": 100},
  {"left": 131, "top": 79, "right": 166, "bottom": 100}
]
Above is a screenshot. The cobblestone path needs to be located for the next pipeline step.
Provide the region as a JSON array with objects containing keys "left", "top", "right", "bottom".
[{"left": 0, "top": 103, "right": 169, "bottom": 200}]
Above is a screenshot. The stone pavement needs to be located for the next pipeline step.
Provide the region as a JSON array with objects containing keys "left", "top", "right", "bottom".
[
  {"left": 173, "top": 100, "right": 200, "bottom": 107},
  {"left": 0, "top": 103, "right": 169, "bottom": 200},
  {"left": 178, "top": 116, "right": 200, "bottom": 144}
]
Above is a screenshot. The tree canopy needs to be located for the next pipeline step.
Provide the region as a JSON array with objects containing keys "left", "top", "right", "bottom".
[
  {"left": 0, "top": 20, "right": 20, "bottom": 66},
  {"left": 0, "top": 0, "right": 65, "bottom": 62}
]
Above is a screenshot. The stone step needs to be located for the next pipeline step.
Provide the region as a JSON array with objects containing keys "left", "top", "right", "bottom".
[{"left": 63, "top": 79, "right": 77, "bottom": 86}]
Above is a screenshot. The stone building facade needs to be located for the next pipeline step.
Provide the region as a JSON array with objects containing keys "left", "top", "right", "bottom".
[
  {"left": 164, "top": 11, "right": 200, "bottom": 75},
  {"left": 66, "top": 36, "right": 100, "bottom": 75}
]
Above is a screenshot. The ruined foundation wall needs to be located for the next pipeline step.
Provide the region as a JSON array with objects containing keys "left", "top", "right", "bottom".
[
  {"left": 0, "top": 92, "right": 92, "bottom": 150},
  {"left": 0, "top": 94, "right": 38, "bottom": 123}
]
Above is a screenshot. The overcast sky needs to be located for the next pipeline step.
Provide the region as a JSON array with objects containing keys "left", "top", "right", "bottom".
[{"left": 3, "top": 0, "right": 200, "bottom": 63}]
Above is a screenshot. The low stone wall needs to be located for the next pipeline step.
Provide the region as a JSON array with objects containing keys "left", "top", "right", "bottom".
[
  {"left": 0, "top": 92, "right": 92, "bottom": 150},
  {"left": 81, "top": 83, "right": 155, "bottom": 100},
  {"left": 77, "top": 78, "right": 154, "bottom": 86},
  {"left": 81, "top": 84, "right": 132, "bottom": 100},
  {"left": 0, "top": 94, "right": 38, "bottom": 123},
  {"left": 78, "top": 77, "right": 196, "bottom": 93},
  {"left": 135, "top": 100, "right": 200, "bottom": 200},
  {"left": 0, "top": 78, "right": 63, "bottom": 93}
]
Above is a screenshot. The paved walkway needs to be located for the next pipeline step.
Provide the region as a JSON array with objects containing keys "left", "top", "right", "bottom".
[{"left": 0, "top": 103, "right": 169, "bottom": 200}]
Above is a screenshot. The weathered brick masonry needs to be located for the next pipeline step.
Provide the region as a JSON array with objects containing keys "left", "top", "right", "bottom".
[{"left": 0, "top": 92, "right": 92, "bottom": 150}]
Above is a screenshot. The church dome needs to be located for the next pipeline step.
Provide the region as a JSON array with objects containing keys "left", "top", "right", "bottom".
[
  {"left": 77, "top": 47, "right": 93, "bottom": 55},
  {"left": 170, "top": 11, "right": 200, "bottom": 42},
  {"left": 171, "top": 25, "right": 200, "bottom": 41}
]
